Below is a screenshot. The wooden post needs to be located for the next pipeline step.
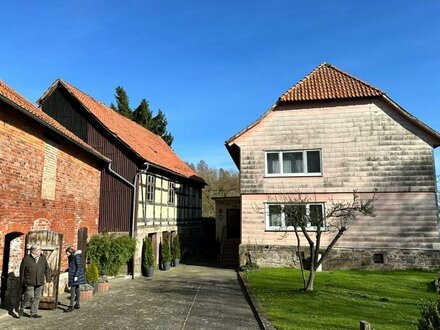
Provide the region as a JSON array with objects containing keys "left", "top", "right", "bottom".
[{"left": 360, "top": 320, "right": 371, "bottom": 330}]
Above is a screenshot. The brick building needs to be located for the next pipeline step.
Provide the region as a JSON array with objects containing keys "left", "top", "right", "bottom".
[{"left": 0, "top": 80, "right": 108, "bottom": 303}]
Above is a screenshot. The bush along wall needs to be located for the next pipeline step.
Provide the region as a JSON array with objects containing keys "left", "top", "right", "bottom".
[{"left": 86, "top": 234, "right": 136, "bottom": 276}]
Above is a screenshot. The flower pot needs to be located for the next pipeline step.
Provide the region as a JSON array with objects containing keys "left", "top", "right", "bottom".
[
  {"left": 80, "top": 290, "right": 93, "bottom": 301},
  {"left": 162, "top": 261, "right": 171, "bottom": 271},
  {"left": 97, "top": 282, "right": 109, "bottom": 293},
  {"left": 172, "top": 259, "right": 180, "bottom": 267},
  {"left": 146, "top": 267, "right": 154, "bottom": 277}
]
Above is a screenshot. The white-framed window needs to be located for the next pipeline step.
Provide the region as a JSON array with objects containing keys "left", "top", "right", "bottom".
[
  {"left": 265, "top": 149, "right": 322, "bottom": 176},
  {"left": 265, "top": 203, "right": 325, "bottom": 231},
  {"left": 146, "top": 175, "right": 155, "bottom": 202},
  {"left": 168, "top": 182, "right": 175, "bottom": 205}
]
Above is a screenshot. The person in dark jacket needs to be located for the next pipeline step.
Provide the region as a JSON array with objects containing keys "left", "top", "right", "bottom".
[
  {"left": 65, "top": 246, "right": 85, "bottom": 312},
  {"left": 19, "top": 244, "right": 51, "bottom": 318}
]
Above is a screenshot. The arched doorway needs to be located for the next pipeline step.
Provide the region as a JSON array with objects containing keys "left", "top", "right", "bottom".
[{"left": 1, "top": 232, "right": 24, "bottom": 308}]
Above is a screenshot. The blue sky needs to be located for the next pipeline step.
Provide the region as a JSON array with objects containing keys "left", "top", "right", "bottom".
[{"left": 1, "top": 1, "right": 439, "bottom": 173}]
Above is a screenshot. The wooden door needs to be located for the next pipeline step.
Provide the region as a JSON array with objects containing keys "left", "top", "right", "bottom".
[
  {"left": 226, "top": 209, "right": 240, "bottom": 240},
  {"left": 25, "top": 230, "right": 63, "bottom": 309}
]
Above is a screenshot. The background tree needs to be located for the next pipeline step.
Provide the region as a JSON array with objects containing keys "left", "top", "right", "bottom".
[
  {"left": 190, "top": 160, "right": 239, "bottom": 217},
  {"left": 150, "top": 110, "right": 173, "bottom": 146},
  {"left": 110, "top": 87, "right": 174, "bottom": 146},
  {"left": 110, "top": 86, "right": 132, "bottom": 119},
  {"left": 255, "top": 190, "right": 376, "bottom": 292},
  {"left": 133, "top": 99, "right": 153, "bottom": 128}
]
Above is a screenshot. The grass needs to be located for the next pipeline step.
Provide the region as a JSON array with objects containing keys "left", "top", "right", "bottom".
[{"left": 246, "top": 268, "right": 438, "bottom": 330}]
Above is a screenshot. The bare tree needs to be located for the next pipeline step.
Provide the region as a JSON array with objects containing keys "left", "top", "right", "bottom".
[{"left": 255, "top": 190, "right": 376, "bottom": 292}]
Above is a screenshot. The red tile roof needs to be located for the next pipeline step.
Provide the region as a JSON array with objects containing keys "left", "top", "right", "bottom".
[
  {"left": 40, "top": 80, "right": 203, "bottom": 182},
  {"left": 0, "top": 80, "right": 109, "bottom": 162},
  {"left": 279, "top": 63, "right": 384, "bottom": 102}
]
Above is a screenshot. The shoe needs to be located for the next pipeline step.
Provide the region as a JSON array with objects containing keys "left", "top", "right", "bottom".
[
  {"left": 30, "top": 314, "right": 42, "bottom": 318},
  {"left": 64, "top": 306, "right": 74, "bottom": 313},
  {"left": 74, "top": 303, "right": 80, "bottom": 309},
  {"left": 11, "top": 309, "right": 20, "bottom": 318}
]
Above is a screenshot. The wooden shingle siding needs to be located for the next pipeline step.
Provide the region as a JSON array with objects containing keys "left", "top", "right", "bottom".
[
  {"left": 236, "top": 99, "right": 436, "bottom": 194},
  {"left": 241, "top": 192, "right": 439, "bottom": 250}
]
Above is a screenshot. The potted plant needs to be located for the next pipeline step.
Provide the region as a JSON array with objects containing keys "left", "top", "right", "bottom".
[
  {"left": 161, "top": 236, "right": 171, "bottom": 271},
  {"left": 79, "top": 283, "right": 94, "bottom": 301},
  {"left": 85, "top": 262, "right": 99, "bottom": 293},
  {"left": 171, "top": 235, "right": 181, "bottom": 267},
  {"left": 97, "top": 275, "right": 109, "bottom": 292},
  {"left": 143, "top": 237, "right": 155, "bottom": 277}
]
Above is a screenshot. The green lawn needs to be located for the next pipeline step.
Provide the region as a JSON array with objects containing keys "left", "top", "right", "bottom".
[{"left": 245, "top": 268, "right": 437, "bottom": 330}]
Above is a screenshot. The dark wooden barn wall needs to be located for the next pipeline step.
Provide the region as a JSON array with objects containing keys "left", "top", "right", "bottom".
[
  {"left": 41, "top": 87, "right": 88, "bottom": 141},
  {"left": 41, "top": 85, "right": 139, "bottom": 233}
]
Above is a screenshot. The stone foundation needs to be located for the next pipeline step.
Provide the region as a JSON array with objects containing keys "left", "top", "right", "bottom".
[{"left": 239, "top": 244, "right": 440, "bottom": 270}]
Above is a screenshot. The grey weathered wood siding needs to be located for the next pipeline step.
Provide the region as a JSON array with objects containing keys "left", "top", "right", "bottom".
[
  {"left": 235, "top": 99, "right": 436, "bottom": 194},
  {"left": 235, "top": 99, "right": 439, "bottom": 249}
]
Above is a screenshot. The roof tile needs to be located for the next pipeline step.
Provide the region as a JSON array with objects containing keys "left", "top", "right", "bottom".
[
  {"left": 49, "top": 80, "right": 202, "bottom": 182},
  {"left": 279, "top": 63, "right": 384, "bottom": 102},
  {"left": 0, "top": 80, "right": 108, "bottom": 162}
]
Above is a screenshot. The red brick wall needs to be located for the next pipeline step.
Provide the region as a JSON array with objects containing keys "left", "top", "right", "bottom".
[{"left": 0, "top": 103, "right": 102, "bottom": 273}]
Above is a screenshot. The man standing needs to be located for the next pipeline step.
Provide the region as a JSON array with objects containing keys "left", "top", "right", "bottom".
[{"left": 19, "top": 244, "right": 51, "bottom": 318}]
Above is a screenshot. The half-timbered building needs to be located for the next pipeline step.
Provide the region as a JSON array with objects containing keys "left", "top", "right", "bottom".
[{"left": 38, "top": 80, "right": 205, "bottom": 275}]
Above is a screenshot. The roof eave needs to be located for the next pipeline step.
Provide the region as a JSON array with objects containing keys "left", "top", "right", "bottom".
[
  {"left": 0, "top": 93, "right": 110, "bottom": 164},
  {"left": 382, "top": 95, "right": 440, "bottom": 147}
]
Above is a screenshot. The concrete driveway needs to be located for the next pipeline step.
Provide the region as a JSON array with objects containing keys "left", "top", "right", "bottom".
[{"left": 0, "top": 262, "right": 261, "bottom": 330}]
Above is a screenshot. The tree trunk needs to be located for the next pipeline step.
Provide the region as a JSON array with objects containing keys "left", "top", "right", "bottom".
[
  {"left": 305, "top": 268, "right": 316, "bottom": 291},
  {"left": 294, "top": 229, "right": 306, "bottom": 289}
]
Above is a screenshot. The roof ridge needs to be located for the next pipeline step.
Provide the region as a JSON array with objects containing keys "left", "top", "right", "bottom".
[{"left": 279, "top": 62, "right": 384, "bottom": 102}]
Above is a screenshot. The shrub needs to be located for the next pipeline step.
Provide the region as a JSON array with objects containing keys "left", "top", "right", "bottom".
[
  {"left": 79, "top": 283, "right": 94, "bottom": 291},
  {"left": 161, "top": 236, "right": 171, "bottom": 262},
  {"left": 172, "top": 235, "right": 181, "bottom": 260},
  {"left": 418, "top": 299, "right": 440, "bottom": 330},
  {"left": 86, "top": 262, "right": 99, "bottom": 284},
  {"left": 98, "top": 275, "right": 108, "bottom": 283},
  {"left": 143, "top": 237, "right": 155, "bottom": 270},
  {"left": 86, "top": 234, "right": 136, "bottom": 276}
]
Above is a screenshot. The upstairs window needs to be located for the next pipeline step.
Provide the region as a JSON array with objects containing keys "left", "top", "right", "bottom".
[
  {"left": 266, "top": 203, "right": 325, "bottom": 231},
  {"left": 265, "top": 150, "right": 322, "bottom": 176},
  {"left": 168, "top": 182, "right": 175, "bottom": 205},
  {"left": 146, "top": 175, "right": 155, "bottom": 202}
]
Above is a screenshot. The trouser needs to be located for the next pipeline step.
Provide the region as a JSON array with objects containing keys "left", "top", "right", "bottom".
[
  {"left": 70, "top": 285, "right": 80, "bottom": 306},
  {"left": 21, "top": 285, "right": 43, "bottom": 316}
]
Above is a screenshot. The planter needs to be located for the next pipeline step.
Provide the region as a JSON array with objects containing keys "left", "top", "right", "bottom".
[
  {"left": 97, "top": 282, "right": 109, "bottom": 293},
  {"left": 172, "top": 259, "right": 180, "bottom": 267},
  {"left": 162, "top": 261, "right": 171, "bottom": 271},
  {"left": 146, "top": 267, "right": 154, "bottom": 277},
  {"left": 80, "top": 290, "right": 93, "bottom": 301}
]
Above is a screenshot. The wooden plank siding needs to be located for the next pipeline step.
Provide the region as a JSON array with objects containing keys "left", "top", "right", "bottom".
[
  {"left": 235, "top": 99, "right": 439, "bottom": 251},
  {"left": 41, "top": 86, "right": 139, "bottom": 233},
  {"left": 241, "top": 192, "right": 439, "bottom": 249},
  {"left": 235, "top": 99, "right": 436, "bottom": 194}
]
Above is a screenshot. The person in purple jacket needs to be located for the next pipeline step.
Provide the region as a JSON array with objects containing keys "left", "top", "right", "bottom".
[{"left": 65, "top": 246, "right": 85, "bottom": 312}]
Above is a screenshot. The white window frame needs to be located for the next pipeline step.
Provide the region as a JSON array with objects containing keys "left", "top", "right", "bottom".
[
  {"left": 264, "top": 149, "right": 322, "bottom": 177},
  {"left": 168, "top": 182, "right": 175, "bottom": 205},
  {"left": 265, "top": 202, "right": 326, "bottom": 232},
  {"left": 146, "top": 175, "right": 155, "bottom": 202}
]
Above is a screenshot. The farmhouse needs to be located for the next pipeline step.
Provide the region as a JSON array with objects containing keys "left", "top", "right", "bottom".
[
  {"left": 0, "top": 80, "right": 108, "bottom": 306},
  {"left": 225, "top": 63, "right": 440, "bottom": 269},
  {"left": 38, "top": 80, "right": 205, "bottom": 276}
]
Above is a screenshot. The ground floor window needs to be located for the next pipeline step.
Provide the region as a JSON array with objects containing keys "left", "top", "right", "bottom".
[{"left": 265, "top": 203, "right": 325, "bottom": 231}]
